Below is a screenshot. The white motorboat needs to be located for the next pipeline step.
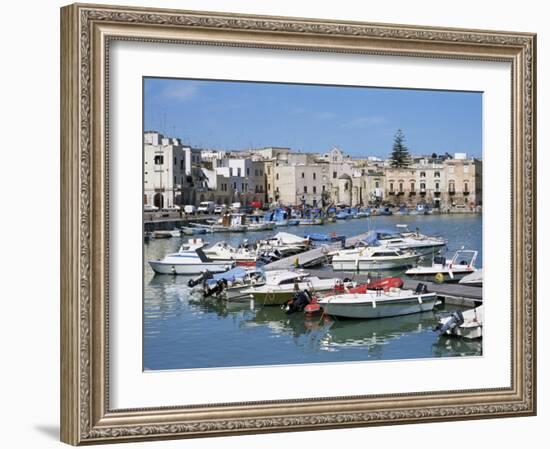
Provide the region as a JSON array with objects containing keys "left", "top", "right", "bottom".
[
  {"left": 240, "top": 270, "right": 354, "bottom": 305},
  {"left": 331, "top": 246, "right": 420, "bottom": 271},
  {"left": 405, "top": 250, "right": 478, "bottom": 282},
  {"left": 148, "top": 238, "right": 234, "bottom": 274},
  {"left": 318, "top": 285, "right": 437, "bottom": 319},
  {"left": 202, "top": 241, "right": 257, "bottom": 267},
  {"left": 436, "top": 306, "right": 483, "bottom": 339},
  {"left": 257, "top": 232, "right": 311, "bottom": 256},
  {"left": 359, "top": 226, "right": 446, "bottom": 257},
  {"left": 459, "top": 269, "right": 483, "bottom": 287}
]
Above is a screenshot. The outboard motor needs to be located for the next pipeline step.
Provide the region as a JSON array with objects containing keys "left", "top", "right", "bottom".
[
  {"left": 204, "top": 279, "right": 227, "bottom": 298},
  {"left": 435, "top": 311, "right": 465, "bottom": 335},
  {"left": 187, "top": 270, "right": 213, "bottom": 288},
  {"left": 284, "top": 290, "right": 312, "bottom": 314}
]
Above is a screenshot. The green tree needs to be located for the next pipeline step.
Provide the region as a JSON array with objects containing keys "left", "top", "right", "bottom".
[{"left": 389, "top": 129, "right": 412, "bottom": 168}]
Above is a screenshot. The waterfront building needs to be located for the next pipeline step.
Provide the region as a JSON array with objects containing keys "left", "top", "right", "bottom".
[
  {"left": 383, "top": 153, "right": 482, "bottom": 210},
  {"left": 143, "top": 131, "right": 208, "bottom": 208}
]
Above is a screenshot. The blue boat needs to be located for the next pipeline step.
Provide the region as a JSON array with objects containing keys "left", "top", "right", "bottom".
[
  {"left": 335, "top": 209, "right": 351, "bottom": 219},
  {"left": 376, "top": 207, "right": 393, "bottom": 216}
]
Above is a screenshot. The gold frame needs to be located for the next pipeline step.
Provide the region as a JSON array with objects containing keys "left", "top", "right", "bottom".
[{"left": 60, "top": 3, "right": 537, "bottom": 445}]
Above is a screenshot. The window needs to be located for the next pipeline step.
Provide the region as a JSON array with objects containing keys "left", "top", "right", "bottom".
[
  {"left": 267, "top": 167, "right": 271, "bottom": 175},
  {"left": 304, "top": 186, "right": 308, "bottom": 193},
  {"left": 464, "top": 165, "right": 470, "bottom": 174},
  {"left": 449, "top": 181, "right": 455, "bottom": 192},
  {"left": 276, "top": 173, "right": 279, "bottom": 180},
  {"left": 448, "top": 166, "right": 455, "bottom": 174},
  {"left": 464, "top": 182, "right": 469, "bottom": 192},
  {"left": 268, "top": 183, "right": 271, "bottom": 191},
  {"left": 344, "top": 182, "right": 349, "bottom": 191},
  {"left": 233, "top": 182, "right": 237, "bottom": 190},
  {"left": 435, "top": 182, "right": 440, "bottom": 190},
  {"left": 435, "top": 171, "right": 440, "bottom": 178},
  {"left": 410, "top": 182, "right": 415, "bottom": 192},
  {"left": 154, "top": 155, "right": 164, "bottom": 165},
  {"left": 420, "top": 171, "right": 426, "bottom": 178},
  {"left": 420, "top": 182, "right": 426, "bottom": 190},
  {"left": 399, "top": 182, "right": 403, "bottom": 192},
  {"left": 333, "top": 171, "right": 337, "bottom": 179},
  {"left": 301, "top": 172, "right": 305, "bottom": 178},
  {"left": 313, "top": 172, "right": 317, "bottom": 180},
  {"left": 238, "top": 168, "right": 242, "bottom": 177},
  {"left": 247, "top": 168, "right": 250, "bottom": 176},
  {"left": 241, "top": 183, "right": 245, "bottom": 191},
  {"left": 322, "top": 185, "right": 326, "bottom": 192},
  {"left": 173, "top": 176, "right": 176, "bottom": 184},
  {"left": 180, "top": 160, "right": 184, "bottom": 170},
  {"left": 375, "top": 181, "right": 379, "bottom": 188}
]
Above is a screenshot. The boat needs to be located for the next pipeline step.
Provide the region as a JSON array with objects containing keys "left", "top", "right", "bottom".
[
  {"left": 331, "top": 246, "right": 421, "bottom": 271},
  {"left": 317, "top": 284, "right": 437, "bottom": 319},
  {"left": 202, "top": 241, "right": 257, "bottom": 266},
  {"left": 435, "top": 306, "right": 483, "bottom": 339},
  {"left": 356, "top": 208, "right": 371, "bottom": 218},
  {"left": 405, "top": 249, "right": 478, "bottom": 282},
  {"left": 335, "top": 210, "right": 351, "bottom": 220},
  {"left": 298, "top": 217, "right": 324, "bottom": 225},
  {"left": 370, "top": 225, "right": 447, "bottom": 256},
  {"left": 257, "top": 232, "right": 311, "bottom": 256},
  {"left": 193, "top": 213, "right": 249, "bottom": 232},
  {"left": 148, "top": 239, "right": 235, "bottom": 274},
  {"left": 247, "top": 214, "right": 276, "bottom": 231},
  {"left": 375, "top": 207, "right": 393, "bottom": 216},
  {"left": 459, "top": 268, "right": 483, "bottom": 287},
  {"left": 190, "top": 267, "right": 265, "bottom": 301},
  {"left": 152, "top": 230, "right": 173, "bottom": 239},
  {"left": 181, "top": 226, "right": 207, "bottom": 235},
  {"left": 305, "top": 233, "right": 346, "bottom": 243},
  {"left": 287, "top": 219, "right": 300, "bottom": 226},
  {"left": 241, "top": 270, "right": 355, "bottom": 305}
]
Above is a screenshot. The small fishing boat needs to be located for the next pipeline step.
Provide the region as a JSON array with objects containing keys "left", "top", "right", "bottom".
[
  {"left": 189, "top": 267, "right": 265, "bottom": 301},
  {"left": 287, "top": 218, "right": 300, "bottom": 226},
  {"left": 257, "top": 232, "right": 311, "bottom": 256},
  {"left": 459, "top": 269, "right": 483, "bottom": 287},
  {"left": 242, "top": 270, "right": 355, "bottom": 305},
  {"left": 405, "top": 250, "right": 478, "bottom": 282},
  {"left": 148, "top": 239, "right": 234, "bottom": 275},
  {"left": 298, "top": 217, "right": 324, "bottom": 225},
  {"left": 369, "top": 225, "right": 447, "bottom": 256},
  {"left": 332, "top": 246, "right": 421, "bottom": 271},
  {"left": 435, "top": 306, "right": 483, "bottom": 339},
  {"left": 318, "top": 284, "right": 437, "bottom": 319}
]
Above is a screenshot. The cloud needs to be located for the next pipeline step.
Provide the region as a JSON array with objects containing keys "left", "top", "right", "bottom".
[
  {"left": 341, "top": 116, "right": 386, "bottom": 128},
  {"left": 161, "top": 83, "right": 200, "bottom": 102}
]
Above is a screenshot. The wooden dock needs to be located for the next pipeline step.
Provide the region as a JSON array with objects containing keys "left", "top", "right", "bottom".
[
  {"left": 304, "top": 269, "right": 483, "bottom": 307},
  {"left": 263, "top": 231, "right": 373, "bottom": 271}
]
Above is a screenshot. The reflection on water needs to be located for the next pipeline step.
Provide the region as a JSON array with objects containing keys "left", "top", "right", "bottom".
[{"left": 144, "top": 215, "right": 482, "bottom": 370}]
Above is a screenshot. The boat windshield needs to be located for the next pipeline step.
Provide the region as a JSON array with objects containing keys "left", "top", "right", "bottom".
[{"left": 451, "top": 250, "right": 477, "bottom": 267}]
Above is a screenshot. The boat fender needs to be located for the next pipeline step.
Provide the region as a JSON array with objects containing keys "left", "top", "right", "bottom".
[{"left": 435, "top": 272, "right": 445, "bottom": 283}]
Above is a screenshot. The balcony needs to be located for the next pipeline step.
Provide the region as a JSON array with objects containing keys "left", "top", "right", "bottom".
[
  {"left": 434, "top": 191, "right": 441, "bottom": 196},
  {"left": 397, "top": 191, "right": 405, "bottom": 195},
  {"left": 409, "top": 191, "right": 416, "bottom": 196},
  {"left": 463, "top": 190, "right": 470, "bottom": 195},
  {"left": 449, "top": 190, "right": 456, "bottom": 195},
  {"left": 388, "top": 191, "right": 395, "bottom": 195}
]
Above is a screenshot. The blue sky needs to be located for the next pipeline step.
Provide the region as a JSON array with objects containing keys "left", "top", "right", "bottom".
[{"left": 144, "top": 77, "right": 482, "bottom": 158}]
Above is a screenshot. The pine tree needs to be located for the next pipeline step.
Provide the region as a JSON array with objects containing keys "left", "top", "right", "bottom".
[{"left": 389, "top": 129, "right": 411, "bottom": 168}]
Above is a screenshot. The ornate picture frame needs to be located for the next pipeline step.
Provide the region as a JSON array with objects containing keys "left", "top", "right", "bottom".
[{"left": 60, "top": 3, "right": 536, "bottom": 445}]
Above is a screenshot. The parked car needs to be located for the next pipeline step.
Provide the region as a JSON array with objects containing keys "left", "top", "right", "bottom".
[
  {"left": 183, "top": 205, "right": 197, "bottom": 214},
  {"left": 164, "top": 205, "right": 181, "bottom": 212},
  {"left": 214, "top": 204, "right": 227, "bottom": 214},
  {"left": 144, "top": 204, "right": 158, "bottom": 212},
  {"left": 230, "top": 202, "right": 241, "bottom": 211},
  {"left": 197, "top": 201, "right": 215, "bottom": 214}
]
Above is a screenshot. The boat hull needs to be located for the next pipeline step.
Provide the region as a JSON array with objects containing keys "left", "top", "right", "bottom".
[
  {"left": 149, "top": 260, "right": 233, "bottom": 275},
  {"left": 332, "top": 255, "right": 419, "bottom": 271},
  {"left": 321, "top": 294, "right": 437, "bottom": 319}
]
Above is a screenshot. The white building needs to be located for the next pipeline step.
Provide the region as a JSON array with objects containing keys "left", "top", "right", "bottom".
[{"left": 143, "top": 131, "right": 207, "bottom": 208}]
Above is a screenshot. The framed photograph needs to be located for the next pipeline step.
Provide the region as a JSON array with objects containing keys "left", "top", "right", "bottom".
[{"left": 60, "top": 3, "right": 536, "bottom": 445}]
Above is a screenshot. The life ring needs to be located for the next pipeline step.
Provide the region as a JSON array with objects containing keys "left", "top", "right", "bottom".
[{"left": 435, "top": 272, "right": 445, "bottom": 283}]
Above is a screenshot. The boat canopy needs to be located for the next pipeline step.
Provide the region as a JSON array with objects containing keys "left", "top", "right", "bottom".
[
  {"left": 264, "top": 270, "right": 307, "bottom": 285},
  {"left": 270, "top": 232, "right": 308, "bottom": 245},
  {"left": 211, "top": 267, "right": 248, "bottom": 282}
]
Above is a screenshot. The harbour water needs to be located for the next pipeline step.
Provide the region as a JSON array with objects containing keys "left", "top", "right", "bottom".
[{"left": 144, "top": 214, "right": 482, "bottom": 370}]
